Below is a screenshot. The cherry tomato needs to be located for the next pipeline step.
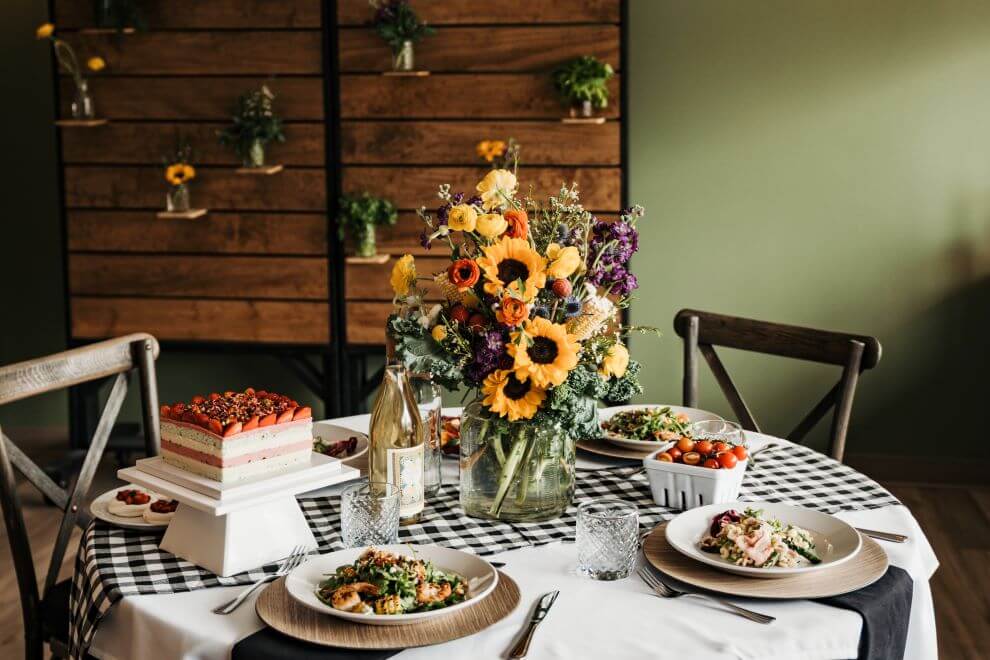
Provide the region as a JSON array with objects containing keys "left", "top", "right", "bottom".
[
  {"left": 667, "top": 447, "right": 683, "bottom": 461},
  {"left": 656, "top": 452, "right": 674, "bottom": 462},
  {"left": 676, "top": 437, "right": 695, "bottom": 453},
  {"left": 717, "top": 452, "right": 738, "bottom": 469},
  {"left": 682, "top": 451, "right": 702, "bottom": 466},
  {"left": 703, "top": 458, "right": 720, "bottom": 469},
  {"left": 713, "top": 441, "right": 730, "bottom": 454},
  {"left": 694, "top": 440, "right": 714, "bottom": 455},
  {"left": 732, "top": 445, "right": 748, "bottom": 461}
]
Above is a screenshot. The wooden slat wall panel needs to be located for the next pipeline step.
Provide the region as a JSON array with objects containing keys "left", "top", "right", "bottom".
[
  {"left": 346, "top": 257, "right": 448, "bottom": 301},
  {"left": 338, "top": 0, "right": 620, "bottom": 25},
  {"left": 346, "top": 302, "right": 394, "bottom": 345},
  {"left": 340, "top": 74, "right": 619, "bottom": 119},
  {"left": 60, "top": 78, "right": 324, "bottom": 121},
  {"left": 67, "top": 211, "right": 327, "bottom": 256},
  {"left": 341, "top": 121, "right": 619, "bottom": 165},
  {"left": 65, "top": 167, "right": 326, "bottom": 211},
  {"left": 67, "top": 32, "right": 322, "bottom": 75},
  {"left": 69, "top": 255, "right": 328, "bottom": 300},
  {"left": 342, "top": 167, "right": 620, "bottom": 210},
  {"left": 339, "top": 27, "right": 619, "bottom": 72},
  {"left": 72, "top": 297, "right": 330, "bottom": 344},
  {"left": 56, "top": 0, "right": 321, "bottom": 29},
  {"left": 369, "top": 213, "right": 450, "bottom": 256},
  {"left": 62, "top": 122, "right": 325, "bottom": 166}
]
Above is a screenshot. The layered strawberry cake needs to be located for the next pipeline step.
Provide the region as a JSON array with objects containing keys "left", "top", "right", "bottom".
[{"left": 159, "top": 388, "right": 313, "bottom": 483}]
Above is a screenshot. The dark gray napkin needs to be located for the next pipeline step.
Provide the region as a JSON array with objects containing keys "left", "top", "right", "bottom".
[
  {"left": 232, "top": 628, "right": 399, "bottom": 660},
  {"left": 816, "top": 566, "right": 914, "bottom": 660}
]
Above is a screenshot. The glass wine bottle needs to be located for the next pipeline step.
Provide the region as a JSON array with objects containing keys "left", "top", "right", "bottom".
[{"left": 368, "top": 364, "right": 425, "bottom": 525}]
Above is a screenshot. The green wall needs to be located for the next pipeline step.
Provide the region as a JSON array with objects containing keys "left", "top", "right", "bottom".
[{"left": 3, "top": 1, "right": 988, "bottom": 459}]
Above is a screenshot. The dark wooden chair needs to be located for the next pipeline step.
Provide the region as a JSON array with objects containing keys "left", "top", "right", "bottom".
[
  {"left": 0, "top": 334, "right": 161, "bottom": 660},
  {"left": 674, "top": 310, "right": 881, "bottom": 462}
]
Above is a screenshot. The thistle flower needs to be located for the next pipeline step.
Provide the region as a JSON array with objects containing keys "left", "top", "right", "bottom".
[{"left": 562, "top": 296, "right": 583, "bottom": 318}]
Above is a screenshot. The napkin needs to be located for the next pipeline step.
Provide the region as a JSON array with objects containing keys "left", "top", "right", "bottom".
[
  {"left": 817, "top": 566, "right": 914, "bottom": 660},
  {"left": 231, "top": 629, "right": 399, "bottom": 660}
]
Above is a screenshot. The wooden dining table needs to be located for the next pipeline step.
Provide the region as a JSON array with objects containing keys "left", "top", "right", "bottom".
[{"left": 78, "top": 410, "right": 939, "bottom": 660}]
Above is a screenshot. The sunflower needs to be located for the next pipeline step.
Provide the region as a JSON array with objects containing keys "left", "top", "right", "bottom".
[
  {"left": 165, "top": 163, "right": 195, "bottom": 186},
  {"left": 36, "top": 23, "right": 54, "bottom": 39},
  {"left": 481, "top": 370, "right": 546, "bottom": 421},
  {"left": 476, "top": 236, "right": 546, "bottom": 302},
  {"left": 508, "top": 317, "right": 579, "bottom": 388}
]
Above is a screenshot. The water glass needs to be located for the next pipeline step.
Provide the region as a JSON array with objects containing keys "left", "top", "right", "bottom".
[
  {"left": 692, "top": 419, "right": 746, "bottom": 447},
  {"left": 409, "top": 372, "right": 443, "bottom": 498},
  {"left": 340, "top": 481, "right": 400, "bottom": 547},
  {"left": 576, "top": 499, "right": 639, "bottom": 580}
]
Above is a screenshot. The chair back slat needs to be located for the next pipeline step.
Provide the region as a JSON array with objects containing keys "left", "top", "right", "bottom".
[
  {"left": 674, "top": 309, "right": 880, "bottom": 369},
  {"left": 0, "top": 333, "right": 159, "bottom": 406},
  {"left": 698, "top": 344, "right": 761, "bottom": 433},
  {"left": 0, "top": 432, "right": 68, "bottom": 510}
]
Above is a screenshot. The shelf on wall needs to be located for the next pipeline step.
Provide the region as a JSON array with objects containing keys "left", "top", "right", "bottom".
[
  {"left": 561, "top": 117, "right": 607, "bottom": 125},
  {"left": 382, "top": 70, "right": 431, "bottom": 78},
  {"left": 345, "top": 253, "right": 391, "bottom": 265},
  {"left": 235, "top": 164, "right": 284, "bottom": 175},
  {"left": 78, "top": 27, "right": 137, "bottom": 35},
  {"left": 55, "top": 118, "right": 109, "bottom": 128},
  {"left": 157, "top": 209, "right": 208, "bottom": 220}
]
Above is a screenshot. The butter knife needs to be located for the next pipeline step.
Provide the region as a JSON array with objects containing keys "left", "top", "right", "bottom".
[{"left": 509, "top": 590, "right": 559, "bottom": 658}]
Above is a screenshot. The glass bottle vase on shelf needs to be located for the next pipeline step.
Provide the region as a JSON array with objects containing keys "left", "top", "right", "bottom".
[
  {"left": 71, "top": 79, "right": 95, "bottom": 119},
  {"left": 393, "top": 40, "right": 414, "bottom": 71},
  {"left": 368, "top": 364, "right": 425, "bottom": 525},
  {"left": 409, "top": 372, "right": 442, "bottom": 498},
  {"left": 166, "top": 184, "right": 190, "bottom": 213}
]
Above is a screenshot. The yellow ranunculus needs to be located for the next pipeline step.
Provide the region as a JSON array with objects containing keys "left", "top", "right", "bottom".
[
  {"left": 87, "top": 56, "right": 106, "bottom": 72},
  {"left": 475, "top": 213, "right": 507, "bottom": 239},
  {"left": 447, "top": 204, "right": 478, "bottom": 232},
  {"left": 36, "top": 23, "right": 54, "bottom": 39},
  {"left": 599, "top": 342, "right": 630, "bottom": 379},
  {"left": 431, "top": 325, "right": 447, "bottom": 342},
  {"left": 546, "top": 243, "right": 581, "bottom": 278},
  {"left": 475, "top": 169, "right": 517, "bottom": 211},
  {"left": 390, "top": 254, "right": 417, "bottom": 297}
]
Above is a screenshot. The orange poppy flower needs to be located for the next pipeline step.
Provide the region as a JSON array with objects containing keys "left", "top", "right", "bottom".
[
  {"left": 496, "top": 296, "right": 528, "bottom": 327},
  {"left": 504, "top": 209, "right": 529, "bottom": 240},
  {"left": 447, "top": 258, "right": 480, "bottom": 290}
]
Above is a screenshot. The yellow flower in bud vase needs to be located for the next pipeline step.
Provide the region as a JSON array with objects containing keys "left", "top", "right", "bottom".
[
  {"left": 36, "top": 23, "right": 54, "bottom": 39},
  {"left": 476, "top": 140, "right": 506, "bottom": 163},
  {"left": 87, "top": 56, "right": 106, "bottom": 72},
  {"left": 546, "top": 243, "right": 581, "bottom": 279},
  {"left": 476, "top": 169, "right": 517, "bottom": 211},
  {"left": 599, "top": 342, "right": 630, "bottom": 379},
  {"left": 165, "top": 163, "right": 196, "bottom": 186},
  {"left": 475, "top": 213, "right": 507, "bottom": 239},
  {"left": 481, "top": 370, "right": 546, "bottom": 421},
  {"left": 431, "top": 325, "right": 447, "bottom": 342},
  {"left": 390, "top": 254, "right": 417, "bottom": 297},
  {"left": 447, "top": 204, "right": 478, "bottom": 232}
]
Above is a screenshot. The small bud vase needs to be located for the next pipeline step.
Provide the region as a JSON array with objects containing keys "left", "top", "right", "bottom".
[
  {"left": 166, "top": 184, "right": 190, "bottom": 213},
  {"left": 393, "top": 40, "right": 414, "bottom": 71},
  {"left": 353, "top": 225, "right": 378, "bottom": 258},
  {"left": 72, "top": 79, "right": 95, "bottom": 119},
  {"left": 246, "top": 138, "right": 266, "bottom": 168}
]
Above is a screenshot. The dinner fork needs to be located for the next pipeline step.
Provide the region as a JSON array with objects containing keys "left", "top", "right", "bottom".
[
  {"left": 637, "top": 568, "right": 775, "bottom": 624},
  {"left": 213, "top": 546, "right": 308, "bottom": 615}
]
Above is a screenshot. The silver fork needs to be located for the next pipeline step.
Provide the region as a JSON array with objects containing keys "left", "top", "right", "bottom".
[
  {"left": 213, "top": 546, "right": 308, "bottom": 615},
  {"left": 637, "top": 567, "right": 775, "bottom": 624}
]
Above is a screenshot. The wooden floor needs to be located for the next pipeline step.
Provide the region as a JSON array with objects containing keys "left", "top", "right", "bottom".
[{"left": 0, "top": 458, "right": 987, "bottom": 659}]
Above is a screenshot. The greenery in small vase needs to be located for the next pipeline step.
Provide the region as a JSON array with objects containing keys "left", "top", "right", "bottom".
[
  {"left": 338, "top": 192, "right": 398, "bottom": 258},
  {"left": 93, "top": 0, "right": 147, "bottom": 32},
  {"left": 476, "top": 138, "right": 521, "bottom": 171},
  {"left": 552, "top": 56, "right": 615, "bottom": 111},
  {"left": 218, "top": 85, "right": 285, "bottom": 166},
  {"left": 370, "top": 0, "right": 435, "bottom": 55}
]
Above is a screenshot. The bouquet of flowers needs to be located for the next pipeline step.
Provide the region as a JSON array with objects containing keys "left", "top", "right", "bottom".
[{"left": 387, "top": 167, "right": 649, "bottom": 520}]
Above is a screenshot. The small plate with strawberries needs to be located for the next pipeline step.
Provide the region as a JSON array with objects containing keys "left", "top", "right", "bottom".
[{"left": 90, "top": 486, "right": 170, "bottom": 530}]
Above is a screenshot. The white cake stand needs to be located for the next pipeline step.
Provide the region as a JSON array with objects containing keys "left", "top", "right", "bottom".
[{"left": 118, "top": 453, "right": 359, "bottom": 577}]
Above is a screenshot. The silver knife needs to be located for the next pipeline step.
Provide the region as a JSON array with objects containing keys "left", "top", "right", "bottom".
[{"left": 509, "top": 590, "right": 559, "bottom": 658}]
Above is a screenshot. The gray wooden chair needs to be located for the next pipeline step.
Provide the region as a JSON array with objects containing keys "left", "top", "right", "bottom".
[
  {"left": 674, "top": 309, "right": 881, "bottom": 462},
  {"left": 0, "top": 334, "right": 161, "bottom": 660}
]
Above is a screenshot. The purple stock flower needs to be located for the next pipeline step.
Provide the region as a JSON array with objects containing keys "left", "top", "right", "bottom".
[
  {"left": 419, "top": 232, "right": 432, "bottom": 250},
  {"left": 465, "top": 328, "right": 508, "bottom": 385},
  {"left": 586, "top": 216, "right": 640, "bottom": 295}
]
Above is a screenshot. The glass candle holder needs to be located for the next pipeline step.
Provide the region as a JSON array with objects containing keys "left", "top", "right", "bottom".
[
  {"left": 340, "top": 481, "right": 400, "bottom": 548},
  {"left": 576, "top": 499, "right": 638, "bottom": 580}
]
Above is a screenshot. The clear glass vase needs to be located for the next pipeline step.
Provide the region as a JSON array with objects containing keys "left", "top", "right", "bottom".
[
  {"left": 353, "top": 225, "right": 377, "bottom": 258},
  {"left": 459, "top": 397, "right": 596, "bottom": 522},
  {"left": 393, "top": 40, "right": 414, "bottom": 71},
  {"left": 71, "top": 79, "right": 95, "bottom": 119},
  {"left": 166, "top": 184, "right": 190, "bottom": 212},
  {"left": 246, "top": 138, "right": 265, "bottom": 168}
]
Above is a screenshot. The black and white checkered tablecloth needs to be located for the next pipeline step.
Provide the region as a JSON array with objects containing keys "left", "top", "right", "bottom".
[{"left": 69, "top": 442, "right": 899, "bottom": 659}]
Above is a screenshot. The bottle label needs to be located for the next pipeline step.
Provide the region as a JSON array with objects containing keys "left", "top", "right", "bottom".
[{"left": 387, "top": 444, "right": 424, "bottom": 518}]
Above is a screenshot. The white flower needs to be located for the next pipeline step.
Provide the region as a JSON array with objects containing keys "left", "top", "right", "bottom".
[{"left": 418, "top": 304, "right": 442, "bottom": 328}]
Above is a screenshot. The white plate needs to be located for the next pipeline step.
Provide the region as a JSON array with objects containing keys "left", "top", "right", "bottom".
[
  {"left": 313, "top": 422, "right": 369, "bottom": 465},
  {"left": 598, "top": 404, "right": 722, "bottom": 451},
  {"left": 665, "top": 501, "right": 862, "bottom": 578},
  {"left": 285, "top": 544, "right": 499, "bottom": 626},
  {"left": 90, "top": 486, "right": 169, "bottom": 530}
]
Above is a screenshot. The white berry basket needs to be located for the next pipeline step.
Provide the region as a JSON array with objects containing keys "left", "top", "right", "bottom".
[{"left": 643, "top": 450, "right": 747, "bottom": 510}]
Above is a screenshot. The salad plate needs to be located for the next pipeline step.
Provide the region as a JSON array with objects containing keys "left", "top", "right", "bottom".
[
  {"left": 285, "top": 544, "right": 499, "bottom": 626},
  {"left": 598, "top": 404, "right": 722, "bottom": 451},
  {"left": 665, "top": 501, "right": 861, "bottom": 578},
  {"left": 313, "top": 422, "right": 369, "bottom": 465}
]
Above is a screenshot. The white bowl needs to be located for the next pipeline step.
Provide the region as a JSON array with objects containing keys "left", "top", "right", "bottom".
[
  {"left": 643, "top": 449, "right": 747, "bottom": 510},
  {"left": 665, "top": 501, "right": 862, "bottom": 578},
  {"left": 312, "top": 422, "right": 369, "bottom": 464},
  {"left": 285, "top": 544, "right": 499, "bottom": 626},
  {"left": 599, "top": 404, "right": 722, "bottom": 451}
]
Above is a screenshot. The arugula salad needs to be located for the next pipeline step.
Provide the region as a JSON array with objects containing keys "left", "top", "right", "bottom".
[{"left": 601, "top": 406, "right": 692, "bottom": 442}]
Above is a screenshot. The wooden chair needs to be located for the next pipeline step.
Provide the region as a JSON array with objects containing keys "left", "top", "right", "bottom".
[
  {"left": 674, "top": 310, "right": 881, "bottom": 462},
  {"left": 0, "top": 334, "right": 161, "bottom": 660}
]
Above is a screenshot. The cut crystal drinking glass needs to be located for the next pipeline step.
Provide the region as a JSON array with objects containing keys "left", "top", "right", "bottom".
[
  {"left": 576, "top": 499, "right": 639, "bottom": 580},
  {"left": 340, "top": 481, "right": 400, "bottom": 547}
]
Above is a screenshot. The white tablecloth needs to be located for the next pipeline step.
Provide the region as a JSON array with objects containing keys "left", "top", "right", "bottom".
[{"left": 89, "top": 414, "right": 939, "bottom": 660}]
